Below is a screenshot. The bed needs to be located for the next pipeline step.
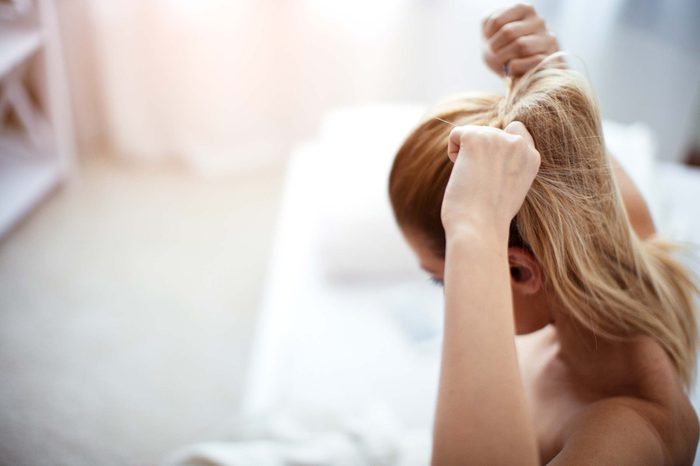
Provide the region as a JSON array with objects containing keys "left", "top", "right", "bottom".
[{"left": 166, "top": 104, "right": 700, "bottom": 465}]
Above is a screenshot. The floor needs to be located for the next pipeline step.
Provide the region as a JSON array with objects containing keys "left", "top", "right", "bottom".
[{"left": 0, "top": 155, "right": 286, "bottom": 466}]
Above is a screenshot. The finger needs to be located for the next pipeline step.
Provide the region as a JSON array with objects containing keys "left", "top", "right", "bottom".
[
  {"left": 483, "top": 3, "right": 535, "bottom": 39},
  {"left": 504, "top": 121, "right": 536, "bottom": 149},
  {"left": 481, "top": 7, "right": 504, "bottom": 35},
  {"left": 488, "top": 16, "right": 545, "bottom": 53},
  {"left": 506, "top": 121, "right": 541, "bottom": 175},
  {"left": 482, "top": 44, "right": 507, "bottom": 76},
  {"left": 447, "top": 127, "right": 465, "bottom": 162},
  {"left": 507, "top": 53, "right": 547, "bottom": 76},
  {"left": 486, "top": 34, "right": 556, "bottom": 71}
]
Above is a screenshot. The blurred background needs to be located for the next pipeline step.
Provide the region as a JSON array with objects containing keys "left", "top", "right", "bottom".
[{"left": 0, "top": 0, "right": 699, "bottom": 464}]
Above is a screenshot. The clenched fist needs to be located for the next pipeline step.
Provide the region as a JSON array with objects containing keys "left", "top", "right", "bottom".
[
  {"left": 441, "top": 122, "right": 541, "bottom": 240},
  {"left": 482, "top": 3, "right": 559, "bottom": 77}
]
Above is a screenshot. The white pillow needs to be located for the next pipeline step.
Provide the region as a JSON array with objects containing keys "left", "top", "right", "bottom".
[{"left": 314, "top": 104, "right": 427, "bottom": 281}]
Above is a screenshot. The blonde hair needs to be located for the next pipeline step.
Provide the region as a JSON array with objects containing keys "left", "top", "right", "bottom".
[{"left": 389, "top": 57, "right": 699, "bottom": 388}]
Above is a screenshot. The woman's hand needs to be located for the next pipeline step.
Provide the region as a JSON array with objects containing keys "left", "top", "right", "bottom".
[
  {"left": 441, "top": 121, "right": 540, "bottom": 241},
  {"left": 481, "top": 3, "right": 558, "bottom": 77}
]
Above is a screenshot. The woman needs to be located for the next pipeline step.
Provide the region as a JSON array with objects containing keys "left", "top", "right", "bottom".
[{"left": 389, "top": 4, "right": 699, "bottom": 464}]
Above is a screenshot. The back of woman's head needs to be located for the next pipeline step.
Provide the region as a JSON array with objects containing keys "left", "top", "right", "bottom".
[{"left": 389, "top": 59, "right": 699, "bottom": 388}]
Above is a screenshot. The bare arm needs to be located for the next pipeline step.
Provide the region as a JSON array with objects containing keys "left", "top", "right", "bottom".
[
  {"left": 435, "top": 229, "right": 539, "bottom": 465},
  {"left": 434, "top": 123, "right": 541, "bottom": 465}
]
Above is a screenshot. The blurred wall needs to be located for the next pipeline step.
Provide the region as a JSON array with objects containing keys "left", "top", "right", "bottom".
[
  {"left": 55, "top": 0, "right": 505, "bottom": 173},
  {"left": 55, "top": 0, "right": 700, "bottom": 171},
  {"left": 538, "top": 0, "right": 700, "bottom": 162}
]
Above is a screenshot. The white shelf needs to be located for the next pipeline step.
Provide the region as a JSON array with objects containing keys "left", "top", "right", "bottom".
[
  {"left": 0, "top": 0, "right": 74, "bottom": 240},
  {"left": 0, "top": 130, "right": 62, "bottom": 238},
  {"left": 0, "top": 26, "right": 44, "bottom": 77}
]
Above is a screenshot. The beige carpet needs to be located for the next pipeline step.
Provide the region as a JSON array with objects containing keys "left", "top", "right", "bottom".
[{"left": 0, "top": 156, "right": 285, "bottom": 465}]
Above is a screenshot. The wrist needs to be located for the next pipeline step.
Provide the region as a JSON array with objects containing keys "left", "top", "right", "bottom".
[
  {"left": 444, "top": 219, "right": 509, "bottom": 249},
  {"left": 444, "top": 211, "right": 508, "bottom": 241}
]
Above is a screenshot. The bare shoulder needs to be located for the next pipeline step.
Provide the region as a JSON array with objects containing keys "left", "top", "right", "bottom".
[
  {"left": 550, "top": 395, "right": 699, "bottom": 466},
  {"left": 610, "top": 155, "right": 656, "bottom": 239}
]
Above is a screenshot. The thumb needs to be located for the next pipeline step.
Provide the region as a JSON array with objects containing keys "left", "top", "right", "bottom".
[{"left": 504, "top": 121, "right": 536, "bottom": 149}]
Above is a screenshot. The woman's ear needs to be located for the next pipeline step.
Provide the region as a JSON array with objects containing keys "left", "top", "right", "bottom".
[{"left": 507, "top": 247, "right": 543, "bottom": 295}]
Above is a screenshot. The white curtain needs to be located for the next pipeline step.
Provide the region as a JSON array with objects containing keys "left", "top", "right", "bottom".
[{"left": 83, "top": 1, "right": 301, "bottom": 171}]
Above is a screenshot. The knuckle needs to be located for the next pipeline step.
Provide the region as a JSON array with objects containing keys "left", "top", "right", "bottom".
[
  {"left": 501, "top": 24, "right": 517, "bottom": 41},
  {"left": 518, "top": 3, "right": 535, "bottom": 14},
  {"left": 515, "top": 37, "right": 531, "bottom": 55},
  {"left": 490, "top": 17, "right": 505, "bottom": 33},
  {"left": 459, "top": 131, "right": 476, "bottom": 145},
  {"left": 508, "top": 135, "right": 523, "bottom": 148},
  {"left": 461, "top": 129, "right": 490, "bottom": 149}
]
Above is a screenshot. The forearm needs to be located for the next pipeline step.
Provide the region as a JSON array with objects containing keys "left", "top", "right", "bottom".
[{"left": 432, "top": 226, "right": 539, "bottom": 465}]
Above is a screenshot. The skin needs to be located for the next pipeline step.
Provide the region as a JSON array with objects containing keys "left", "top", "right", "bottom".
[
  {"left": 405, "top": 4, "right": 699, "bottom": 465},
  {"left": 481, "top": 3, "right": 559, "bottom": 77}
]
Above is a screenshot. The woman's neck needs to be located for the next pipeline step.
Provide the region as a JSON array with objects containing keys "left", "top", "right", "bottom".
[
  {"left": 543, "top": 304, "right": 684, "bottom": 405},
  {"left": 548, "top": 311, "right": 645, "bottom": 395}
]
